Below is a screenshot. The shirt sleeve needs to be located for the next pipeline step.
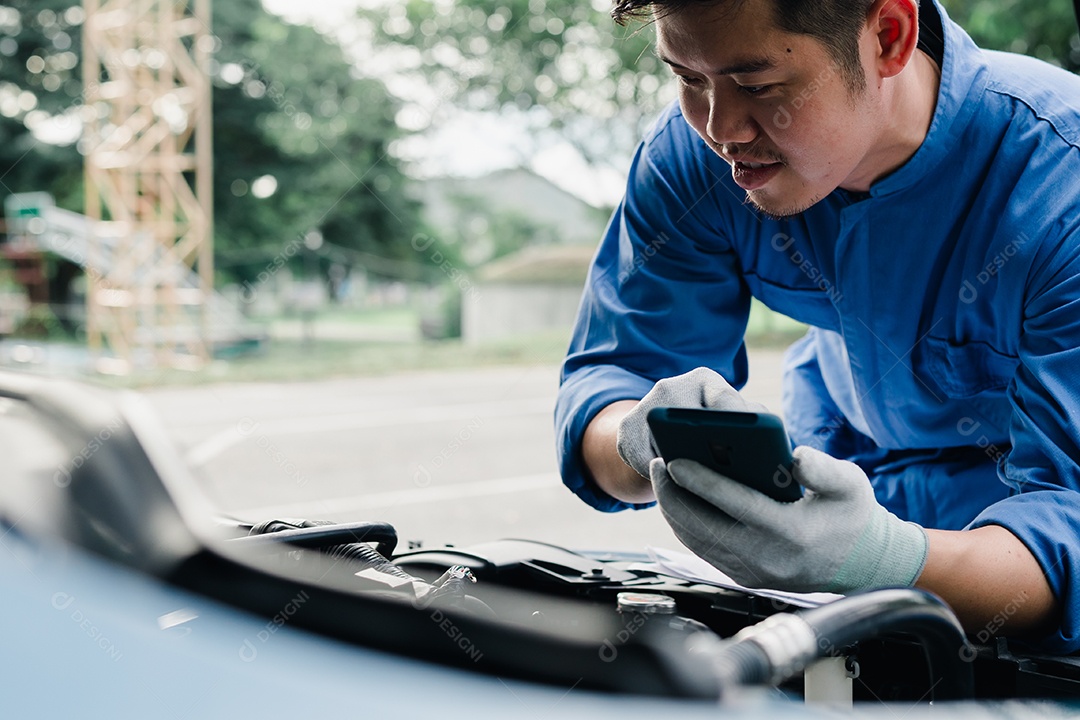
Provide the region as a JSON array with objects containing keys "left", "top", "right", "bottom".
[
  {"left": 554, "top": 106, "right": 753, "bottom": 512},
  {"left": 968, "top": 216, "right": 1080, "bottom": 653}
]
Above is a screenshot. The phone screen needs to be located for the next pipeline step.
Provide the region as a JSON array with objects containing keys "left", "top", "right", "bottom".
[{"left": 646, "top": 408, "right": 801, "bottom": 502}]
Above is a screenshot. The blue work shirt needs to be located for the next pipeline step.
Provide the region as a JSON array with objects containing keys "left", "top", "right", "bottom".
[{"left": 555, "top": 0, "right": 1080, "bottom": 653}]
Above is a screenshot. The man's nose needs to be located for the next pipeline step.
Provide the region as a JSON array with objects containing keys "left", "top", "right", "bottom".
[{"left": 706, "top": 92, "right": 758, "bottom": 148}]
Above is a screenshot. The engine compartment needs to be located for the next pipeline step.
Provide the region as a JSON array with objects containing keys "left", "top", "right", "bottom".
[{"left": 237, "top": 516, "right": 1080, "bottom": 704}]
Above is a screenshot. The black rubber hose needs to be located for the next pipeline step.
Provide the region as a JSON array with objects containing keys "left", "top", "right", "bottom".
[
  {"left": 325, "top": 541, "right": 415, "bottom": 581},
  {"left": 708, "top": 638, "right": 772, "bottom": 689},
  {"left": 236, "top": 519, "right": 398, "bottom": 558},
  {"left": 797, "top": 588, "right": 973, "bottom": 700},
  {"left": 708, "top": 588, "right": 973, "bottom": 701}
]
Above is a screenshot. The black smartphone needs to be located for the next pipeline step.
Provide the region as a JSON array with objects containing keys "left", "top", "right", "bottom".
[{"left": 646, "top": 407, "right": 801, "bottom": 502}]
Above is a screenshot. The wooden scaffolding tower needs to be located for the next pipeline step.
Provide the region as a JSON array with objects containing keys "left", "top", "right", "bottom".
[{"left": 81, "top": 0, "right": 213, "bottom": 373}]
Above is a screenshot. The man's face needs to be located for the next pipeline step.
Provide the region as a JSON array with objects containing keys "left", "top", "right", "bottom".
[{"left": 655, "top": 0, "right": 883, "bottom": 217}]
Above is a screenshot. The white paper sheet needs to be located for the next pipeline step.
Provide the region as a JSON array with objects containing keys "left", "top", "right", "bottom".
[{"left": 628, "top": 546, "right": 843, "bottom": 608}]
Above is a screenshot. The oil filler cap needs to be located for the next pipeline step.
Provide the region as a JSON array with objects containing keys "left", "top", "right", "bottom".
[{"left": 616, "top": 592, "right": 677, "bottom": 615}]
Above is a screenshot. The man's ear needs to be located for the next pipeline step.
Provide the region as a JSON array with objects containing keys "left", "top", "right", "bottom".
[{"left": 866, "top": 0, "right": 920, "bottom": 79}]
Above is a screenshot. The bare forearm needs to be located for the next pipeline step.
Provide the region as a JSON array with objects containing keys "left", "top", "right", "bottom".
[
  {"left": 582, "top": 400, "right": 656, "bottom": 504},
  {"left": 916, "top": 524, "right": 1057, "bottom": 639}
]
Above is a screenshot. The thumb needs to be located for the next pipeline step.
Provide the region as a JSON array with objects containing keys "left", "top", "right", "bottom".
[
  {"left": 688, "top": 367, "right": 744, "bottom": 409},
  {"left": 649, "top": 456, "right": 671, "bottom": 486},
  {"left": 744, "top": 400, "right": 771, "bottom": 414},
  {"left": 791, "top": 445, "right": 869, "bottom": 496}
]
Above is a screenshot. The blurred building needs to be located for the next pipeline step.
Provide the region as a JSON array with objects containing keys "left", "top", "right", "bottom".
[
  {"left": 420, "top": 168, "right": 607, "bottom": 344},
  {"left": 462, "top": 244, "right": 595, "bottom": 344},
  {"left": 420, "top": 167, "right": 609, "bottom": 249}
]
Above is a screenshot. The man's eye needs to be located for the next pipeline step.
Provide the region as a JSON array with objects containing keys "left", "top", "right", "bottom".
[
  {"left": 677, "top": 75, "right": 703, "bottom": 87},
  {"left": 739, "top": 84, "right": 772, "bottom": 96}
]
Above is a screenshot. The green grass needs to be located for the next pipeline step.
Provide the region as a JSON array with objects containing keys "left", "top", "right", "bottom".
[
  {"left": 277, "top": 306, "right": 419, "bottom": 327},
  {"left": 107, "top": 331, "right": 573, "bottom": 388},
  {"left": 743, "top": 301, "right": 808, "bottom": 350}
]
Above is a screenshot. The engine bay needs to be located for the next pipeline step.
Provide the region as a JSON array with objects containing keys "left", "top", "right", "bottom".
[{"left": 4, "top": 368, "right": 1080, "bottom": 706}]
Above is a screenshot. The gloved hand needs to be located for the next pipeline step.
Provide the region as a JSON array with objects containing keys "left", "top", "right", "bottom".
[
  {"left": 617, "top": 367, "right": 766, "bottom": 479},
  {"left": 651, "top": 445, "right": 928, "bottom": 593}
]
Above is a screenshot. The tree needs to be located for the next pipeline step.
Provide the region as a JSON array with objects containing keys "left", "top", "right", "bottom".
[
  {"left": 359, "top": 0, "right": 674, "bottom": 168},
  {"left": 212, "top": 0, "right": 423, "bottom": 282},
  {"left": 0, "top": 3, "right": 85, "bottom": 210},
  {"left": 943, "top": 0, "right": 1080, "bottom": 72}
]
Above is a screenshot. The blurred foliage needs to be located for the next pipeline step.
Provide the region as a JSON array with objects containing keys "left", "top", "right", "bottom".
[
  {"left": 212, "top": 0, "right": 423, "bottom": 282},
  {"left": 0, "top": 0, "right": 423, "bottom": 286},
  {"left": 942, "top": 0, "right": 1080, "bottom": 72},
  {"left": 419, "top": 283, "right": 463, "bottom": 339},
  {"left": 0, "top": 3, "right": 85, "bottom": 211},
  {"left": 360, "top": 0, "right": 675, "bottom": 165},
  {"left": 11, "top": 302, "right": 68, "bottom": 339}
]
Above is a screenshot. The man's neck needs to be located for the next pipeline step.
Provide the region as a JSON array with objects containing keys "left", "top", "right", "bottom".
[{"left": 842, "top": 49, "right": 942, "bottom": 193}]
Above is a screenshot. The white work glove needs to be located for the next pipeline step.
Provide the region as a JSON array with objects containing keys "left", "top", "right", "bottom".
[
  {"left": 651, "top": 445, "right": 928, "bottom": 593},
  {"left": 616, "top": 367, "right": 766, "bottom": 479}
]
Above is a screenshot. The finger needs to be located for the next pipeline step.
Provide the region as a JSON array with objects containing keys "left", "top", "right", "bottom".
[
  {"left": 651, "top": 458, "right": 742, "bottom": 545},
  {"left": 666, "top": 459, "right": 781, "bottom": 527},
  {"left": 744, "top": 400, "right": 771, "bottom": 414},
  {"left": 688, "top": 368, "right": 753, "bottom": 411},
  {"left": 652, "top": 458, "right": 736, "bottom": 527},
  {"left": 652, "top": 459, "right": 770, "bottom": 588},
  {"left": 791, "top": 445, "right": 867, "bottom": 496},
  {"left": 617, "top": 404, "right": 659, "bottom": 477},
  {"left": 649, "top": 368, "right": 716, "bottom": 407}
]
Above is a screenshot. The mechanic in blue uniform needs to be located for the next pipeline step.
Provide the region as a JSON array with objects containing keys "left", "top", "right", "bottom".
[{"left": 556, "top": 0, "right": 1080, "bottom": 652}]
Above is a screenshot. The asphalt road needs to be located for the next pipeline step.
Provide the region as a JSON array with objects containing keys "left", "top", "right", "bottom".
[{"left": 143, "top": 348, "right": 787, "bottom": 554}]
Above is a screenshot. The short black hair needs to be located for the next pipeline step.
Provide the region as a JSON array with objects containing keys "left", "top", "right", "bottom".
[{"left": 612, "top": 0, "right": 877, "bottom": 91}]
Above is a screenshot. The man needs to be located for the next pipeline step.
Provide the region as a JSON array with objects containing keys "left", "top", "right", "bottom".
[{"left": 555, "top": 0, "right": 1080, "bottom": 652}]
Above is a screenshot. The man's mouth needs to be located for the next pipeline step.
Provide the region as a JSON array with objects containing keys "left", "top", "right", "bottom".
[{"left": 731, "top": 160, "right": 782, "bottom": 191}]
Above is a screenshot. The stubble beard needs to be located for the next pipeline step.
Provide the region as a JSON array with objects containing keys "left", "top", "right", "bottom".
[{"left": 742, "top": 185, "right": 823, "bottom": 220}]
